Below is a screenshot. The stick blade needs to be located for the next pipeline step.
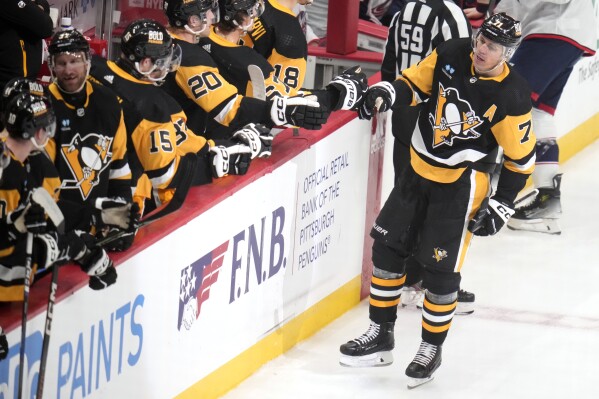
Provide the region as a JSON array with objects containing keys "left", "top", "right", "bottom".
[{"left": 32, "top": 188, "right": 65, "bottom": 234}]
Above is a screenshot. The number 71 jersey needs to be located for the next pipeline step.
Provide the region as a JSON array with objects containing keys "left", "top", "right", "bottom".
[{"left": 403, "top": 38, "right": 536, "bottom": 184}]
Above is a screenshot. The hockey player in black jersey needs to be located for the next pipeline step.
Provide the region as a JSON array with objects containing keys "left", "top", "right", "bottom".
[
  {"left": 198, "top": 0, "right": 370, "bottom": 117},
  {"left": 246, "top": 0, "right": 312, "bottom": 91},
  {"left": 161, "top": 0, "right": 332, "bottom": 142},
  {"left": 340, "top": 14, "right": 536, "bottom": 389},
  {"left": 90, "top": 19, "right": 261, "bottom": 211},
  {"left": 45, "top": 28, "right": 139, "bottom": 251},
  {"left": 0, "top": 93, "right": 118, "bottom": 300}
]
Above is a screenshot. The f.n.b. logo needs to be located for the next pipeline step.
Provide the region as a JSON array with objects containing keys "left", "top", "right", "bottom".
[{"left": 177, "top": 241, "right": 229, "bottom": 331}]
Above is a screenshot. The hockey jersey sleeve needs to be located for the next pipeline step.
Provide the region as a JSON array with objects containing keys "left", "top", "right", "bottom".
[
  {"left": 175, "top": 63, "right": 271, "bottom": 130},
  {"left": 381, "top": 11, "right": 402, "bottom": 83},
  {"left": 107, "top": 109, "right": 133, "bottom": 200},
  {"left": 1, "top": 0, "right": 54, "bottom": 38}
]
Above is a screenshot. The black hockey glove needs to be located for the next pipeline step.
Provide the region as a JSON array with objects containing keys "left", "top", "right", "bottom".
[
  {"left": 6, "top": 202, "right": 48, "bottom": 238},
  {"left": 232, "top": 123, "right": 273, "bottom": 159},
  {"left": 95, "top": 197, "right": 140, "bottom": 230},
  {"left": 270, "top": 95, "right": 330, "bottom": 130},
  {"left": 209, "top": 141, "right": 252, "bottom": 178},
  {"left": 72, "top": 231, "right": 118, "bottom": 290},
  {"left": 98, "top": 227, "right": 137, "bottom": 252},
  {"left": 358, "top": 81, "right": 396, "bottom": 120},
  {"left": 326, "top": 65, "right": 368, "bottom": 111},
  {"left": 0, "top": 326, "right": 7, "bottom": 361},
  {"left": 468, "top": 197, "right": 515, "bottom": 236}
]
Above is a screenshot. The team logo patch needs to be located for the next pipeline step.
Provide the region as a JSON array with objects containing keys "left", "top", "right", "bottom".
[
  {"left": 428, "top": 83, "right": 483, "bottom": 148},
  {"left": 433, "top": 247, "right": 448, "bottom": 262},
  {"left": 60, "top": 133, "right": 113, "bottom": 199},
  {"left": 178, "top": 241, "right": 229, "bottom": 331}
]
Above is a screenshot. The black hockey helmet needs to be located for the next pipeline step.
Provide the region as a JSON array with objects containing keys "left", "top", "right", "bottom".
[
  {"left": 2, "top": 77, "right": 47, "bottom": 114},
  {"left": 164, "top": 0, "right": 220, "bottom": 33},
  {"left": 120, "top": 19, "right": 182, "bottom": 82},
  {"left": 218, "top": 0, "right": 264, "bottom": 29},
  {"left": 4, "top": 93, "right": 56, "bottom": 143},
  {"left": 48, "top": 28, "right": 90, "bottom": 58},
  {"left": 479, "top": 13, "right": 521, "bottom": 49}
]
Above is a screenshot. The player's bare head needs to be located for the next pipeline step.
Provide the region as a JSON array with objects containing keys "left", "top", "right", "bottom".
[
  {"left": 217, "top": 0, "right": 264, "bottom": 33},
  {"left": 120, "top": 19, "right": 182, "bottom": 84},
  {"left": 472, "top": 13, "right": 521, "bottom": 75},
  {"left": 164, "top": 0, "right": 220, "bottom": 37},
  {"left": 4, "top": 93, "right": 56, "bottom": 150},
  {"left": 48, "top": 29, "right": 91, "bottom": 94}
]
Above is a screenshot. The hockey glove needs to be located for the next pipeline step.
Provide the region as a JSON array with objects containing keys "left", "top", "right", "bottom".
[
  {"left": 232, "top": 123, "right": 273, "bottom": 159},
  {"left": 358, "top": 81, "right": 396, "bottom": 120},
  {"left": 6, "top": 202, "right": 48, "bottom": 238},
  {"left": 0, "top": 326, "right": 7, "bottom": 360},
  {"left": 468, "top": 197, "right": 515, "bottom": 236},
  {"left": 95, "top": 197, "right": 140, "bottom": 230},
  {"left": 209, "top": 142, "right": 252, "bottom": 178},
  {"left": 326, "top": 65, "right": 368, "bottom": 111},
  {"left": 270, "top": 95, "right": 329, "bottom": 129},
  {"left": 98, "top": 227, "right": 137, "bottom": 252},
  {"left": 78, "top": 246, "right": 117, "bottom": 290}
]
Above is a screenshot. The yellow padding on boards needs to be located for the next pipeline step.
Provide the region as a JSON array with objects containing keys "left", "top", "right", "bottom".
[{"left": 175, "top": 276, "right": 362, "bottom": 399}]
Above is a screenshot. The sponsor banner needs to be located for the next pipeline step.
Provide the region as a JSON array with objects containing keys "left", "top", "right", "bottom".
[{"left": 1, "top": 120, "right": 370, "bottom": 398}]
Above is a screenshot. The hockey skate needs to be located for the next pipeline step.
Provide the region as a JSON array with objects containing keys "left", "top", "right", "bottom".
[
  {"left": 339, "top": 321, "right": 395, "bottom": 367},
  {"left": 455, "top": 289, "right": 475, "bottom": 315},
  {"left": 507, "top": 174, "right": 562, "bottom": 235},
  {"left": 405, "top": 341, "right": 442, "bottom": 389}
]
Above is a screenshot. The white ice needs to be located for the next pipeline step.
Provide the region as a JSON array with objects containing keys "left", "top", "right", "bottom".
[{"left": 222, "top": 140, "right": 599, "bottom": 399}]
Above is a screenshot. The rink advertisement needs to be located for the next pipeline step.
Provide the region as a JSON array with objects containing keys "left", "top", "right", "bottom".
[{"left": 1, "top": 119, "right": 370, "bottom": 399}]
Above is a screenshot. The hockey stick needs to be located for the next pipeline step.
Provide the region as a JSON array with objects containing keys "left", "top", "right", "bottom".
[
  {"left": 514, "top": 189, "right": 540, "bottom": 207},
  {"left": 17, "top": 233, "right": 34, "bottom": 399},
  {"left": 32, "top": 188, "right": 65, "bottom": 234},
  {"left": 35, "top": 261, "right": 58, "bottom": 399},
  {"left": 248, "top": 64, "right": 267, "bottom": 101},
  {"left": 95, "top": 153, "right": 199, "bottom": 247}
]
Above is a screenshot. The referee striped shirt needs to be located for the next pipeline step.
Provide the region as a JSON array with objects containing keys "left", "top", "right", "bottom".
[{"left": 381, "top": 0, "right": 472, "bottom": 82}]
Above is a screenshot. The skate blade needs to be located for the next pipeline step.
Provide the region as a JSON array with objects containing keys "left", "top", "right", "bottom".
[
  {"left": 407, "top": 375, "right": 434, "bottom": 389},
  {"left": 507, "top": 218, "right": 561, "bottom": 235},
  {"left": 455, "top": 302, "right": 474, "bottom": 315},
  {"left": 339, "top": 351, "right": 394, "bottom": 367}
]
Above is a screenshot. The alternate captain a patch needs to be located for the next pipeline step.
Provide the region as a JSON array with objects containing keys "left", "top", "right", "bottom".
[{"left": 428, "top": 83, "right": 483, "bottom": 148}]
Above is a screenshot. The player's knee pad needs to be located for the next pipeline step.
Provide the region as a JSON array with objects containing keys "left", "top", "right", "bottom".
[
  {"left": 421, "top": 267, "right": 461, "bottom": 296},
  {"left": 372, "top": 239, "right": 407, "bottom": 275}
]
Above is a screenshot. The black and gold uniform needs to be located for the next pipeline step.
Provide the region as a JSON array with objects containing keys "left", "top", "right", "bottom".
[
  {"left": 161, "top": 32, "right": 272, "bottom": 139},
  {"left": 246, "top": 0, "right": 308, "bottom": 91},
  {"left": 200, "top": 27, "right": 295, "bottom": 100},
  {"left": 46, "top": 81, "right": 132, "bottom": 229},
  {"left": 369, "top": 38, "right": 535, "bottom": 346},
  {"left": 90, "top": 57, "right": 213, "bottom": 205},
  {"left": 0, "top": 148, "right": 60, "bottom": 301}
]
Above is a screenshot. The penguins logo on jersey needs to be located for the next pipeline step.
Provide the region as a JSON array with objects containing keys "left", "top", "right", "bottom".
[
  {"left": 60, "top": 133, "right": 113, "bottom": 199},
  {"left": 429, "top": 83, "right": 483, "bottom": 148},
  {"left": 433, "top": 247, "right": 448, "bottom": 262}
]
